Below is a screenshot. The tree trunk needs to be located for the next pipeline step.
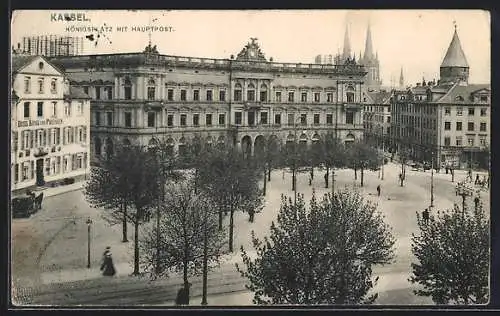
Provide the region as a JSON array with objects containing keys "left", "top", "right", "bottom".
[
  {"left": 218, "top": 209, "right": 223, "bottom": 231},
  {"left": 361, "top": 168, "right": 364, "bottom": 187},
  {"left": 268, "top": 168, "right": 271, "bottom": 181},
  {"left": 263, "top": 168, "right": 267, "bottom": 196},
  {"left": 354, "top": 168, "right": 358, "bottom": 180},
  {"left": 292, "top": 167, "right": 296, "bottom": 191},
  {"left": 311, "top": 166, "right": 314, "bottom": 179},
  {"left": 331, "top": 169, "right": 335, "bottom": 193},
  {"left": 229, "top": 206, "right": 234, "bottom": 253},
  {"left": 122, "top": 203, "right": 128, "bottom": 242},
  {"left": 325, "top": 167, "right": 329, "bottom": 188},
  {"left": 133, "top": 210, "right": 140, "bottom": 275}
]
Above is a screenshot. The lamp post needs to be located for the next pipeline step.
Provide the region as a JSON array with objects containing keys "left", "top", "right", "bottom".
[
  {"left": 86, "top": 217, "right": 92, "bottom": 268},
  {"left": 430, "top": 149, "right": 434, "bottom": 208},
  {"left": 201, "top": 203, "right": 208, "bottom": 305}
]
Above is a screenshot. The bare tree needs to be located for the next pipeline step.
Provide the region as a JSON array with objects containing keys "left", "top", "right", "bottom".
[
  {"left": 197, "top": 147, "right": 262, "bottom": 252},
  {"left": 85, "top": 144, "right": 159, "bottom": 275},
  {"left": 140, "top": 180, "right": 226, "bottom": 303}
]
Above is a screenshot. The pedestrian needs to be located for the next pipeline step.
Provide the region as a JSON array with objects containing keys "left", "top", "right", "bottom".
[
  {"left": 422, "top": 208, "right": 429, "bottom": 224},
  {"left": 468, "top": 169, "right": 473, "bottom": 182},
  {"left": 324, "top": 172, "right": 328, "bottom": 184},
  {"left": 475, "top": 174, "right": 480, "bottom": 185},
  {"left": 100, "top": 246, "right": 116, "bottom": 277},
  {"left": 474, "top": 196, "right": 480, "bottom": 210},
  {"left": 445, "top": 167, "right": 449, "bottom": 174},
  {"left": 175, "top": 283, "right": 191, "bottom": 305},
  {"left": 376, "top": 184, "right": 381, "bottom": 197},
  {"left": 308, "top": 174, "right": 312, "bottom": 186}
]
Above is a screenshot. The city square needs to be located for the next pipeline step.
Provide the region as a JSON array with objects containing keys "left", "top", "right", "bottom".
[
  {"left": 10, "top": 10, "right": 490, "bottom": 307},
  {"left": 12, "top": 161, "right": 489, "bottom": 305}
]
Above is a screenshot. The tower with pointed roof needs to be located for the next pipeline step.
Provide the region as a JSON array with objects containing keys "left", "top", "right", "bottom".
[
  {"left": 334, "top": 25, "right": 352, "bottom": 65},
  {"left": 440, "top": 24, "right": 469, "bottom": 85},
  {"left": 359, "top": 23, "right": 382, "bottom": 91}
]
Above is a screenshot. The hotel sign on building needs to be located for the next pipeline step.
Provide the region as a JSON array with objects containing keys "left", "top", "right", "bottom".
[
  {"left": 11, "top": 55, "right": 91, "bottom": 194},
  {"left": 17, "top": 118, "right": 64, "bottom": 128}
]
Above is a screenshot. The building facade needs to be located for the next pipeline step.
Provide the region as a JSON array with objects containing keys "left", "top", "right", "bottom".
[
  {"left": 13, "top": 36, "right": 85, "bottom": 57},
  {"left": 363, "top": 90, "right": 392, "bottom": 149},
  {"left": 50, "top": 39, "right": 367, "bottom": 165},
  {"left": 11, "top": 55, "right": 91, "bottom": 193},
  {"left": 390, "top": 28, "right": 490, "bottom": 169}
]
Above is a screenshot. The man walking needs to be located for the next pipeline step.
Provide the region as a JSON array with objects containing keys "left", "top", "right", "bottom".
[
  {"left": 475, "top": 174, "right": 480, "bottom": 185},
  {"left": 376, "top": 185, "right": 381, "bottom": 197},
  {"left": 474, "top": 195, "right": 480, "bottom": 210}
]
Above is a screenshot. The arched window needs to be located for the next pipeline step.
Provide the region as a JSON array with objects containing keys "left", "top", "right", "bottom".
[
  {"left": 147, "top": 78, "right": 156, "bottom": 100},
  {"left": 247, "top": 83, "right": 256, "bottom": 101},
  {"left": 346, "top": 85, "right": 355, "bottom": 103},
  {"left": 234, "top": 83, "right": 242, "bottom": 101}
]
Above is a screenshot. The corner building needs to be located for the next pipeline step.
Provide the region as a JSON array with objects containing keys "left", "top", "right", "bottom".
[
  {"left": 50, "top": 39, "right": 367, "bottom": 164},
  {"left": 390, "top": 28, "right": 490, "bottom": 169},
  {"left": 11, "top": 55, "right": 91, "bottom": 193}
]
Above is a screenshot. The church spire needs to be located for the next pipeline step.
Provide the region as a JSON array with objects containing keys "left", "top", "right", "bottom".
[
  {"left": 399, "top": 67, "right": 404, "bottom": 88},
  {"left": 342, "top": 24, "right": 351, "bottom": 60},
  {"left": 363, "top": 23, "right": 374, "bottom": 61}
]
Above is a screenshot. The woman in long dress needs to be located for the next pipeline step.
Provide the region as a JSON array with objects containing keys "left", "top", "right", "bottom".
[{"left": 101, "top": 247, "right": 116, "bottom": 276}]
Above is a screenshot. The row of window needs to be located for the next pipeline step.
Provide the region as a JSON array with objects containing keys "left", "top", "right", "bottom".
[
  {"left": 14, "top": 126, "right": 87, "bottom": 151},
  {"left": 24, "top": 77, "right": 59, "bottom": 95},
  {"left": 13, "top": 153, "right": 88, "bottom": 183},
  {"left": 364, "top": 105, "right": 391, "bottom": 113},
  {"left": 363, "top": 114, "right": 390, "bottom": 124},
  {"left": 21, "top": 101, "right": 84, "bottom": 119},
  {"left": 444, "top": 107, "right": 488, "bottom": 116},
  {"left": 394, "top": 104, "right": 438, "bottom": 115},
  {"left": 443, "top": 136, "right": 488, "bottom": 147},
  {"left": 83, "top": 86, "right": 113, "bottom": 100},
  {"left": 95, "top": 111, "right": 356, "bottom": 128},
  {"left": 444, "top": 121, "right": 487, "bottom": 132},
  {"left": 87, "top": 83, "right": 346, "bottom": 103}
]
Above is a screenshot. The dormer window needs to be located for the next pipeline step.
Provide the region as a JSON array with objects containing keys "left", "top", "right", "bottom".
[
  {"left": 455, "top": 95, "right": 464, "bottom": 101},
  {"left": 480, "top": 95, "right": 488, "bottom": 102}
]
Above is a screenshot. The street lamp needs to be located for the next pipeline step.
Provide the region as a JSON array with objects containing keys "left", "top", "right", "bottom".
[{"left": 86, "top": 217, "right": 93, "bottom": 269}]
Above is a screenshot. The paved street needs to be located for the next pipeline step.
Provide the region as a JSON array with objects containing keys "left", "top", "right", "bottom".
[{"left": 11, "top": 162, "right": 489, "bottom": 306}]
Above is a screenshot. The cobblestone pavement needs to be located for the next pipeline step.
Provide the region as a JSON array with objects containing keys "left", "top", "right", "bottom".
[{"left": 11, "top": 163, "right": 488, "bottom": 306}]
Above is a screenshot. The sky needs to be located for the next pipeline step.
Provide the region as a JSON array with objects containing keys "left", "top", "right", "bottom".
[{"left": 11, "top": 10, "right": 490, "bottom": 86}]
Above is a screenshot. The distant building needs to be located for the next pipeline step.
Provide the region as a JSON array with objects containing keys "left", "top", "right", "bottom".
[
  {"left": 49, "top": 38, "right": 368, "bottom": 166},
  {"left": 11, "top": 55, "right": 91, "bottom": 194},
  {"left": 315, "top": 24, "right": 382, "bottom": 92},
  {"left": 363, "top": 90, "right": 392, "bottom": 149},
  {"left": 390, "top": 27, "right": 490, "bottom": 169},
  {"left": 12, "top": 36, "right": 85, "bottom": 57}
]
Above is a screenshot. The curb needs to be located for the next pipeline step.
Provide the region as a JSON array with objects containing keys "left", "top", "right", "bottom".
[{"left": 44, "top": 186, "right": 84, "bottom": 199}]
